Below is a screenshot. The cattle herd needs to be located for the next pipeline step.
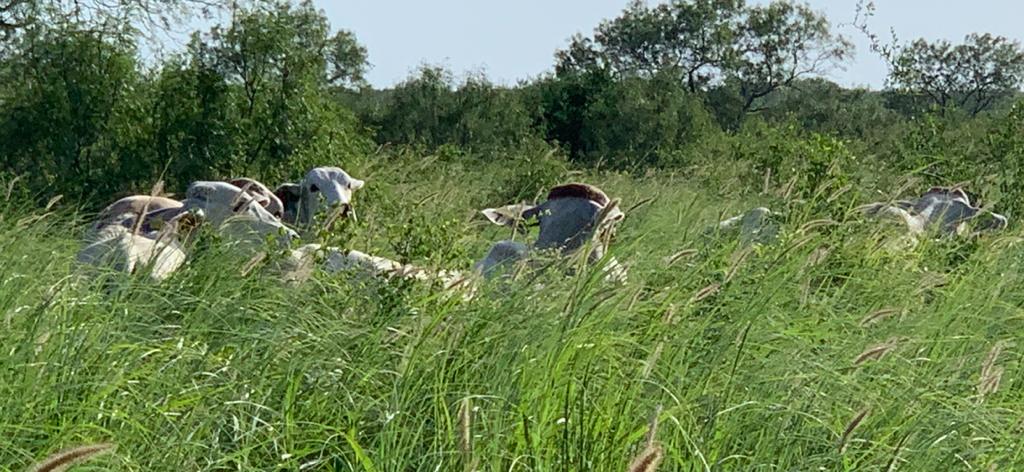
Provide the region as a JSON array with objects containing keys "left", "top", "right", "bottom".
[
  {"left": 75, "top": 166, "right": 628, "bottom": 294},
  {"left": 74, "top": 166, "right": 1011, "bottom": 294}
]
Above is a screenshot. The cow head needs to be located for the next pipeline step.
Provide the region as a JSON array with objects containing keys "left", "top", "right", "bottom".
[{"left": 276, "top": 167, "right": 364, "bottom": 228}]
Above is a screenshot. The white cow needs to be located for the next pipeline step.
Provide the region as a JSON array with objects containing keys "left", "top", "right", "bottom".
[
  {"left": 87, "top": 195, "right": 184, "bottom": 242},
  {"left": 77, "top": 209, "right": 204, "bottom": 281},
  {"left": 275, "top": 244, "right": 472, "bottom": 296},
  {"left": 181, "top": 181, "right": 298, "bottom": 246},
  {"left": 477, "top": 183, "right": 627, "bottom": 282},
  {"left": 274, "top": 167, "right": 365, "bottom": 229}
]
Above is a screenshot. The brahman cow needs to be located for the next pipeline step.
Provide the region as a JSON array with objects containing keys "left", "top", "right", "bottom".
[
  {"left": 714, "top": 206, "right": 779, "bottom": 246},
  {"left": 88, "top": 196, "right": 183, "bottom": 241},
  {"left": 860, "top": 186, "right": 1007, "bottom": 236},
  {"left": 77, "top": 209, "right": 204, "bottom": 281},
  {"left": 275, "top": 243, "right": 472, "bottom": 296},
  {"left": 476, "top": 183, "right": 627, "bottom": 282},
  {"left": 274, "top": 167, "right": 365, "bottom": 228},
  {"left": 180, "top": 181, "right": 298, "bottom": 246}
]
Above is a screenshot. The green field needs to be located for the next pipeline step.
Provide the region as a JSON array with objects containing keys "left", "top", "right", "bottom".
[
  {"left": 2, "top": 153, "right": 1022, "bottom": 471},
  {"left": 4, "top": 0, "right": 1024, "bottom": 470}
]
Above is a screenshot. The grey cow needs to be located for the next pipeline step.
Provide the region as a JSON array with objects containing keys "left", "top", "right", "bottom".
[
  {"left": 476, "top": 183, "right": 627, "bottom": 282},
  {"left": 860, "top": 186, "right": 1008, "bottom": 236}
]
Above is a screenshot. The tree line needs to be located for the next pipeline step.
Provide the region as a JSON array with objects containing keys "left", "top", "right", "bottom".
[{"left": 1, "top": 0, "right": 1024, "bottom": 206}]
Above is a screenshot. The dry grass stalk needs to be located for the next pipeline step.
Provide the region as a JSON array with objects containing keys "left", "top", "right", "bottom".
[
  {"left": 787, "top": 234, "right": 817, "bottom": 253},
  {"left": 805, "top": 246, "right": 831, "bottom": 268},
  {"left": 915, "top": 272, "right": 948, "bottom": 295},
  {"left": 859, "top": 308, "right": 899, "bottom": 327},
  {"left": 853, "top": 338, "right": 900, "bottom": 366},
  {"left": 627, "top": 288, "right": 644, "bottom": 311},
  {"left": 979, "top": 342, "right": 1009, "bottom": 399},
  {"left": 781, "top": 174, "right": 799, "bottom": 199},
  {"left": 663, "top": 249, "right": 698, "bottom": 266},
  {"left": 798, "top": 219, "right": 839, "bottom": 234},
  {"left": 240, "top": 251, "right": 268, "bottom": 277},
  {"left": 644, "top": 405, "right": 662, "bottom": 449},
  {"left": 724, "top": 248, "right": 751, "bottom": 284},
  {"left": 838, "top": 407, "right": 870, "bottom": 453},
  {"left": 641, "top": 342, "right": 663, "bottom": 380},
  {"left": 132, "top": 179, "right": 165, "bottom": 237},
  {"left": 43, "top": 195, "right": 63, "bottom": 212},
  {"left": 627, "top": 405, "right": 664, "bottom": 472},
  {"left": 827, "top": 184, "right": 853, "bottom": 203},
  {"left": 458, "top": 397, "right": 477, "bottom": 472},
  {"left": 978, "top": 367, "right": 1004, "bottom": 399},
  {"left": 691, "top": 283, "right": 720, "bottom": 303},
  {"left": 29, "top": 443, "right": 115, "bottom": 472},
  {"left": 627, "top": 443, "right": 664, "bottom": 472},
  {"left": 661, "top": 304, "right": 677, "bottom": 325}
]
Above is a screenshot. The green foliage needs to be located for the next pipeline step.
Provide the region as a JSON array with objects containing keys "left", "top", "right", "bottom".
[
  {"left": 196, "top": 0, "right": 369, "bottom": 181},
  {"left": 758, "top": 78, "right": 899, "bottom": 140},
  {"left": 731, "top": 121, "right": 855, "bottom": 211},
  {"left": 988, "top": 100, "right": 1024, "bottom": 216},
  {"left": 889, "top": 34, "right": 1024, "bottom": 116},
  {"left": 0, "top": 0, "right": 370, "bottom": 201},
  {"left": 0, "top": 27, "right": 146, "bottom": 198},
  {"left": 356, "top": 66, "right": 542, "bottom": 154},
  {"left": 532, "top": 70, "right": 716, "bottom": 168},
  {"left": 555, "top": 0, "right": 852, "bottom": 122},
  {"left": 4, "top": 163, "right": 1024, "bottom": 470},
  {"left": 556, "top": 0, "right": 741, "bottom": 93}
]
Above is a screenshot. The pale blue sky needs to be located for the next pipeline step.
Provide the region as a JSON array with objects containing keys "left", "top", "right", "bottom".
[{"left": 319, "top": 0, "right": 1024, "bottom": 89}]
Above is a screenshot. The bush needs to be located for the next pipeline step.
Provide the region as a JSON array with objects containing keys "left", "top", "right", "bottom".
[
  {"left": 532, "top": 70, "right": 716, "bottom": 169},
  {"left": 357, "top": 66, "right": 544, "bottom": 154}
]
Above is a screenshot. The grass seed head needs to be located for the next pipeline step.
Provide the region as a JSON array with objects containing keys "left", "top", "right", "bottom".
[
  {"left": 854, "top": 338, "right": 901, "bottom": 366},
  {"left": 627, "top": 443, "right": 664, "bottom": 472},
  {"left": 839, "top": 407, "right": 871, "bottom": 453},
  {"left": 29, "top": 443, "right": 115, "bottom": 472}
]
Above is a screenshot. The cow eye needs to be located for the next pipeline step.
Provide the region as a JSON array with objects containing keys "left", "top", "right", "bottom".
[{"left": 309, "top": 184, "right": 319, "bottom": 193}]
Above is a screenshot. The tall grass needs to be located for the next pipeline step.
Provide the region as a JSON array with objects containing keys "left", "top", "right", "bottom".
[{"left": 1, "top": 159, "right": 1023, "bottom": 471}]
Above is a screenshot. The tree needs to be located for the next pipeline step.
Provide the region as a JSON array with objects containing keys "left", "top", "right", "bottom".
[
  {"left": 195, "top": 0, "right": 370, "bottom": 177},
  {"left": 727, "top": 1, "right": 852, "bottom": 114},
  {"left": 326, "top": 30, "right": 368, "bottom": 89},
  {"left": 2, "top": 0, "right": 220, "bottom": 41},
  {"left": 0, "top": 1, "right": 31, "bottom": 40},
  {"left": 553, "top": 0, "right": 851, "bottom": 117},
  {"left": 555, "top": 0, "right": 742, "bottom": 93},
  {"left": 0, "top": 26, "right": 148, "bottom": 197},
  {"left": 889, "top": 34, "right": 1024, "bottom": 116}
]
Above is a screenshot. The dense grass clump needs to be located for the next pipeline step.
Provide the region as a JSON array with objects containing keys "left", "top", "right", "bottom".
[{"left": 2, "top": 158, "right": 1023, "bottom": 471}]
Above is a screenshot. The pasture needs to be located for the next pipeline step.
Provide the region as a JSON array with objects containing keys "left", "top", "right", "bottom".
[{"left": 2, "top": 152, "right": 1022, "bottom": 471}]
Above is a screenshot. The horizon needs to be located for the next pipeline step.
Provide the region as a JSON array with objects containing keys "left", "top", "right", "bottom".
[
  {"left": 321, "top": 0, "right": 1024, "bottom": 90},
  {"left": 141, "top": 0, "right": 1024, "bottom": 90}
]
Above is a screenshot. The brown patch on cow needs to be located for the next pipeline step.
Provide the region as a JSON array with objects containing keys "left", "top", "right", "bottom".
[{"left": 546, "top": 183, "right": 610, "bottom": 206}]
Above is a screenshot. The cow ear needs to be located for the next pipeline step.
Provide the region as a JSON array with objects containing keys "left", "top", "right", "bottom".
[
  {"left": 482, "top": 204, "right": 536, "bottom": 227},
  {"left": 349, "top": 179, "right": 364, "bottom": 191},
  {"left": 275, "top": 183, "right": 302, "bottom": 202}
]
